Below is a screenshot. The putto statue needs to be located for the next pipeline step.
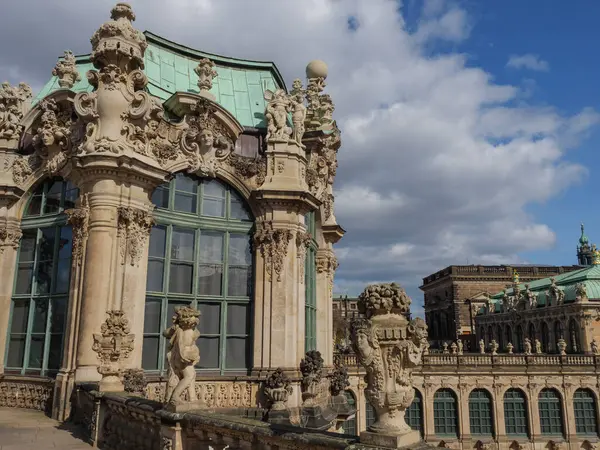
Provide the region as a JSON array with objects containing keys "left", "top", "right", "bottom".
[
  {"left": 163, "top": 306, "right": 202, "bottom": 411},
  {"left": 547, "top": 278, "right": 565, "bottom": 306},
  {"left": 524, "top": 337, "right": 532, "bottom": 355},
  {"left": 264, "top": 88, "right": 292, "bottom": 143},
  {"left": 0, "top": 81, "right": 32, "bottom": 139},
  {"left": 350, "top": 283, "right": 428, "bottom": 447},
  {"left": 289, "top": 79, "right": 307, "bottom": 145}
]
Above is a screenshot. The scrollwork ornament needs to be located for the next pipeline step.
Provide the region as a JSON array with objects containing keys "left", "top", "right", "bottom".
[{"left": 253, "top": 221, "right": 292, "bottom": 282}]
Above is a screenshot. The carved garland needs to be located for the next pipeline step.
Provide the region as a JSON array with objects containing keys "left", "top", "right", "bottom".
[
  {"left": 253, "top": 221, "right": 292, "bottom": 282},
  {"left": 117, "top": 206, "right": 155, "bottom": 266},
  {"left": 296, "top": 230, "right": 312, "bottom": 283}
]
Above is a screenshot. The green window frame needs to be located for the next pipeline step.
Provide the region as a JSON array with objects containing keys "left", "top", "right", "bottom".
[
  {"left": 5, "top": 178, "right": 77, "bottom": 377},
  {"left": 365, "top": 400, "right": 377, "bottom": 430},
  {"left": 469, "top": 389, "right": 494, "bottom": 437},
  {"left": 343, "top": 391, "right": 357, "bottom": 435},
  {"left": 434, "top": 389, "right": 459, "bottom": 437},
  {"left": 574, "top": 389, "right": 599, "bottom": 436},
  {"left": 504, "top": 388, "right": 529, "bottom": 437},
  {"left": 539, "top": 389, "right": 564, "bottom": 436},
  {"left": 142, "top": 174, "right": 254, "bottom": 376},
  {"left": 406, "top": 389, "right": 423, "bottom": 435},
  {"left": 304, "top": 211, "right": 317, "bottom": 352}
]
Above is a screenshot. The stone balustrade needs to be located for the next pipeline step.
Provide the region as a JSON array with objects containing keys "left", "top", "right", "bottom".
[
  {"left": 71, "top": 383, "right": 360, "bottom": 450},
  {"left": 0, "top": 374, "right": 54, "bottom": 413}
]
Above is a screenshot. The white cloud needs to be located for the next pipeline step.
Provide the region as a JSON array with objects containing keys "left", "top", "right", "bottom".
[
  {"left": 507, "top": 54, "right": 550, "bottom": 72},
  {"left": 0, "top": 0, "right": 596, "bottom": 317}
]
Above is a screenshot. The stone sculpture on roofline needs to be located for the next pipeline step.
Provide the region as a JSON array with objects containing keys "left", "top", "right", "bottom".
[{"left": 350, "top": 282, "right": 429, "bottom": 448}]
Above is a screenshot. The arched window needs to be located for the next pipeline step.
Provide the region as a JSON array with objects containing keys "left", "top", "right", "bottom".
[
  {"left": 541, "top": 322, "right": 549, "bottom": 353},
  {"left": 365, "top": 400, "right": 377, "bottom": 429},
  {"left": 343, "top": 391, "right": 357, "bottom": 435},
  {"left": 569, "top": 319, "right": 581, "bottom": 353},
  {"left": 504, "top": 388, "right": 529, "bottom": 437},
  {"left": 496, "top": 325, "right": 504, "bottom": 352},
  {"left": 574, "top": 389, "right": 598, "bottom": 436},
  {"left": 6, "top": 178, "right": 77, "bottom": 376},
  {"left": 516, "top": 326, "right": 524, "bottom": 352},
  {"left": 539, "top": 389, "right": 564, "bottom": 436},
  {"left": 487, "top": 326, "right": 493, "bottom": 345},
  {"left": 304, "top": 211, "right": 317, "bottom": 352},
  {"left": 554, "top": 321, "right": 564, "bottom": 345},
  {"left": 142, "top": 174, "right": 253, "bottom": 374},
  {"left": 505, "top": 325, "right": 512, "bottom": 349},
  {"left": 434, "top": 389, "right": 459, "bottom": 437},
  {"left": 469, "top": 389, "right": 494, "bottom": 437},
  {"left": 406, "top": 389, "right": 423, "bottom": 435},
  {"left": 528, "top": 323, "right": 536, "bottom": 341}
]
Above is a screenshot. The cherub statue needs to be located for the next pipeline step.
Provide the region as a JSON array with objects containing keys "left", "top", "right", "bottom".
[
  {"left": 592, "top": 338, "right": 599, "bottom": 356},
  {"left": 457, "top": 339, "right": 463, "bottom": 355},
  {"left": 535, "top": 339, "right": 542, "bottom": 354},
  {"left": 163, "top": 306, "right": 201, "bottom": 406},
  {"left": 479, "top": 339, "right": 486, "bottom": 354},
  {"left": 524, "top": 337, "right": 532, "bottom": 355},
  {"left": 264, "top": 89, "right": 292, "bottom": 142},
  {"left": 289, "top": 79, "right": 306, "bottom": 144}
]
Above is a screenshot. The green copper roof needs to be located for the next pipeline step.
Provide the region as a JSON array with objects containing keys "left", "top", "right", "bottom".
[
  {"left": 489, "top": 265, "right": 600, "bottom": 307},
  {"left": 35, "top": 32, "right": 286, "bottom": 128}
]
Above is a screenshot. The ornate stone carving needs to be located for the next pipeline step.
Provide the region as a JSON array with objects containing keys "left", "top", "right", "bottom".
[
  {"left": 557, "top": 338, "right": 567, "bottom": 355},
  {"left": 264, "top": 89, "right": 291, "bottom": 143},
  {"left": 289, "top": 79, "right": 307, "bottom": 145},
  {"left": 300, "top": 350, "right": 324, "bottom": 406},
  {"left": 329, "top": 364, "right": 350, "bottom": 397},
  {"left": 490, "top": 340, "right": 498, "bottom": 355},
  {"left": 296, "top": 230, "right": 311, "bottom": 283},
  {"left": 305, "top": 68, "right": 326, "bottom": 129},
  {"left": 457, "top": 339, "right": 463, "bottom": 355},
  {"left": 264, "top": 368, "right": 293, "bottom": 411},
  {"left": 524, "top": 284, "right": 538, "bottom": 309},
  {"left": 350, "top": 283, "right": 427, "bottom": 443},
  {"left": 0, "top": 380, "right": 53, "bottom": 412},
  {"left": 535, "top": 339, "right": 542, "bottom": 354},
  {"left": 180, "top": 98, "right": 234, "bottom": 176},
  {"left": 253, "top": 221, "right": 292, "bottom": 282},
  {"left": 479, "top": 339, "right": 486, "bottom": 354},
  {"left": 65, "top": 205, "right": 89, "bottom": 265},
  {"left": 306, "top": 128, "right": 340, "bottom": 221},
  {"left": 524, "top": 338, "right": 532, "bottom": 355},
  {"left": 592, "top": 338, "right": 599, "bottom": 355},
  {"left": 194, "top": 58, "right": 217, "bottom": 93},
  {"left": 0, "top": 81, "right": 32, "bottom": 139},
  {"left": 52, "top": 50, "right": 81, "bottom": 89},
  {"left": 163, "top": 306, "right": 201, "bottom": 408},
  {"left": 575, "top": 282, "right": 588, "bottom": 302},
  {"left": 0, "top": 226, "right": 22, "bottom": 254},
  {"left": 228, "top": 153, "right": 267, "bottom": 186},
  {"left": 507, "top": 342, "right": 514, "bottom": 354},
  {"left": 117, "top": 206, "right": 155, "bottom": 266},
  {"left": 547, "top": 278, "right": 565, "bottom": 307},
  {"left": 122, "top": 369, "right": 147, "bottom": 396},
  {"left": 316, "top": 252, "right": 338, "bottom": 298},
  {"left": 92, "top": 310, "right": 135, "bottom": 391}
]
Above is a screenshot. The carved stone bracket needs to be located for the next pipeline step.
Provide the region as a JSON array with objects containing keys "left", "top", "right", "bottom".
[
  {"left": 253, "top": 221, "right": 292, "bottom": 282},
  {"left": 65, "top": 205, "right": 90, "bottom": 265},
  {"left": 316, "top": 252, "right": 339, "bottom": 297},
  {"left": 296, "top": 230, "right": 312, "bottom": 283},
  {"left": 0, "top": 226, "right": 22, "bottom": 254},
  {"left": 117, "top": 206, "right": 155, "bottom": 266}
]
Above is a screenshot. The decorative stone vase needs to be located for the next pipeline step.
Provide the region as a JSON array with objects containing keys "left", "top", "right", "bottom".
[
  {"left": 350, "top": 283, "right": 428, "bottom": 447},
  {"left": 264, "top": 368, "right": 293, "bottom": 411},
  {"left": 557, "top": 339, "right": 567, "bottom": 356}
]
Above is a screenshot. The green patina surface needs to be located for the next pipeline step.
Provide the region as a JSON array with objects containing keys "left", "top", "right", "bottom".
[
  {"left": 35, "top": 32, "right": 286, "bottom": 128},
  {"left": 485, "top": 265, "right": 600, "bottom": 311}
]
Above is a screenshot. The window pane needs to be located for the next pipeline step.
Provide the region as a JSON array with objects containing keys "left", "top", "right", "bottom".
[
  {"left": 47, "top": 334, "right": 63, "bottom": 371},
  {"left": 230, "top": 198, "right": 251, "bottom": 220},
  {"left": 15, "top": 264, "right": 33, "bottom": 294},
  {"left": 51, "top": 298, "right": 67, "bottom": 333},
  {"left": 6, "top": 335, "right": 26, "bottom": 368},
  {"left": 175, "top": 174, "right": 198, "bottom": 193},
  {"left": 10, "top": 300, "right": 30, "bottom": 333},
  {"left": 32, "top": 299, "right": 48, "bottom": 333},
  {"left": 38, "top": 227, "right": 56, "bottom": 261},
  {"left": 152, "top": 186, "right": 169, "bottom": 208},
  {"left": 200, "top": 231, "right": 224, "bottom": 263},
  {"left": 227, "top": 304, "right": 250, "bottom": 335},
  {"left": 64, "top": 187, "right": 78, "bottom": 210},
  {"left": 228, "top": 267, "right": 251, "bottom": 297},
  {"left": 169, "top": 263, "right": 193, "bottom": 294},
  {"left": 197, "top": 303, "right": 220, "bottom": 335},
  {"left": 149, "top": 226, "right": 166, "bottom": 257},
  {"left": 55, "top": 258, "right": 71, "bottom": 294},
  {"left": 171, "top": 228, "right": 195, "bottom": 261},
  {"left": 28, "top": 335, "right": 45, "bottom": 368},
  {"left": 19, "top": 230, "right": 37, "bottom": 261},
  {"left": 174, "top": 192, "right": 197, "bottom": 214},
  {"left": 142, "top": 336, "right": 160, "bottom": 370},
  {"left": 35, "top": 260, "right": 53, "bottom": 295},
  {"left": 226, "top": 337, "right": 250, "bottom": 369},
  {"left": 26, "top": 195, "right": 42, "bottom": 216},
  {"left": 146, "top": 260, "right": 164, "bottom": 292},
  {"left": 228, "top": 234, "right": 251, "bottom": 265},
  {"left": 58, "top": 226, "right": 73, "bottom": 258},
  {"left": 203, "top": 180, "right": 226, "bottom": 198},
  {"left": 144, "top": 300, "right": 162, "bottom": 333},
  {"left": 197, "top": 337, "right": 219, "bottom": 368},
  {"left": 197, "top": 264, "right": 222, "bottom": 296},
  {"left": 44, "top": 180, "right": 63, "bottom": 214},
  {"left": 202, "top": 198, "right": 225, "bottom": 217}
]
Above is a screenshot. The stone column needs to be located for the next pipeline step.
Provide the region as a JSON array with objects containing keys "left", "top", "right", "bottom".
[
  {"left": 458, "top": 383, "right": 470, "bottom": 442},
  {"left": 316, "top": 248, "right": 337, "bottom": 365},
  {"left": 527, "top": 383, "right": 541, "bottom": 442},
  {"left": 493, "top": 384, "right": 506, "bottom": 444},
  {"left": 562, "top": 383, "right": 576, "bottom": 442},
  {"left": 423, "top": 382, "right": 437, "bottom": 441}
]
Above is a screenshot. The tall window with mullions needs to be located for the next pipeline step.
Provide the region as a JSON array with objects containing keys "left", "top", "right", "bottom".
[
  {"left": 6, "top": 178, "right": 77, "bottom": 376},
  {"left": 304, "top": 211, "right": 317, "bottom": 352},
  {"left": 142, "top": 173, "right": 254, "bottom": 375}
]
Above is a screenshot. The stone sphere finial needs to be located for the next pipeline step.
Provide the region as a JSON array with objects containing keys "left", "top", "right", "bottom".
[
  {"left": 306, "top": 60, "right": 328, "bottom": 79},
  {"left": 111, "top": 2, "right": 136, "bottom": 21}
]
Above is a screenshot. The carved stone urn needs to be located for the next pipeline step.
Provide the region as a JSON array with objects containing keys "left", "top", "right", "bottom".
[
  {"left": 350, "top": 283, "right": 428, "bottom": 448},
  {"left": 264, "top": 368, "right": 293, "bottom": 411}
]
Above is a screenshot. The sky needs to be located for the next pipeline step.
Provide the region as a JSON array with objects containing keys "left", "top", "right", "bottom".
[{"left": 2, "top": 0, "right": 600, "bottom": 318}]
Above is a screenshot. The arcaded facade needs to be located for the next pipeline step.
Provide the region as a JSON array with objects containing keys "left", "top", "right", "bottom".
[{"left": 0, "top": 3, "right": 343, "bottom": 420}]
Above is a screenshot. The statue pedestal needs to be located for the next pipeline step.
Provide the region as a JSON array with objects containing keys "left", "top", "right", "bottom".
[
  {"left": 164, "top": 401, "right": 205, "bottom": 413},
  {"left": 360, "top": 429, "right": 421, "bottom": 449}
]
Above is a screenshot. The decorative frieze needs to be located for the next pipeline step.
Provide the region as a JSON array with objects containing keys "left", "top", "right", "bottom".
[
  {"left": 253, "top": 221, "right": 292, "bottom": 282},
  {"left": 0, "top": 81, "right": 32, "bottom": 140},
  {"left": 117, "top": 206, "right": 155, "bottom": 266},
  {"left": 0, "top": 226, "right": 22, "bottom": 254},
  {"left": 52, "top": 50, "right": 81, "bottom": 89},
  {"left": 146, "top": 381, "right": 254, "bottom": 408},
  {"left": 0, "top": 380, "right": 53, "bottom": 412}
]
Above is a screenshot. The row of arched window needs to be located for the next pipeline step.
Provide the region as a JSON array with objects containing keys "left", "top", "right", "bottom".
[
  {"left": 5, "top": 175, "right": 318, "bottom": 377},
  {"left": 480, "top": 319, "right": 581, "bottom": 353},
  {"left": 344, "top": 388, "right": 599, "bottom": 438}
]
